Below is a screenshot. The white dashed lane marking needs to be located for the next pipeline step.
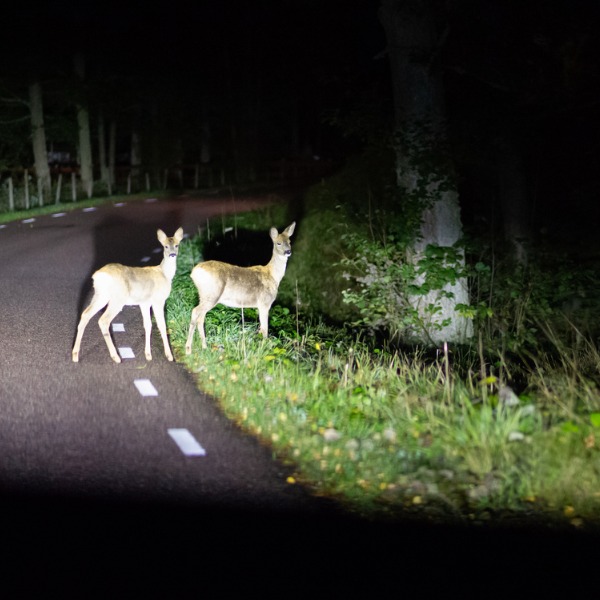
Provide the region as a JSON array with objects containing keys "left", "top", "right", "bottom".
[
  {"left": 134, "top": 379, "right": 158, "bottom": 397},
  {"left": 112, "top": 323, "right": 125, "bottom": 332},
  {"left": 118, "top": 347, "right": 135, "bottom": 359},
  {"left": 140, "top": 256, "right": 151, "bottom": 263},
  {"left": 82, "top": 207, "right": 97, "bottom": 212},
  {"left": 52, "top": 212, "right": 66, "bottom": 218},
  {"left": 22, "top": 218, "right": 35, "bottom": 224},
  {"left": 168, "top": 429, "right": 206, "bottom": 457}
]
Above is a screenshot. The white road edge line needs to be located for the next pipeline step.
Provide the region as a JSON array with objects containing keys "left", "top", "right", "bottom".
[
  {"left": 134, "top": 379, "right": 158, "bottom": 397},
  {"left": 168, "top": 429, "right": 206, "bottom": 457}
]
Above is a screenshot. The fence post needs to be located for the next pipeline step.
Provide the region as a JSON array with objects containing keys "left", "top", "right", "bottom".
[
  {"left": 71, "top": 172, "right": 77, "bottom": 201},
  {"left": 8, "top": 177, "right": 14, "bottom": 211},
  {"left": 55, "top": 173, "right": 63, "bottom": 203},
  {"left": 24, "top": 169, "right": 30, "bottom": 210}
]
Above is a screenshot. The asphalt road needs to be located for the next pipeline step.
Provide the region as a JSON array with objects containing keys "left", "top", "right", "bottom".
[{"left": 0, "top": 193, "right": 596, "bottom": 595}]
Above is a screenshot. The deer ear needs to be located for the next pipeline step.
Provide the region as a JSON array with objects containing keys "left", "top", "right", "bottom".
[
  {"left": 174, "top": 227, "right": 184, "bottom": 241},
  {"left": 286, "top": 222, "right": 296, "bottom": 237},
  {"left": 270, "top": 227, "right": 278, "bottom": 241},
  {"left": 157, "top": 229, "right": 166, "bottom": 243}
]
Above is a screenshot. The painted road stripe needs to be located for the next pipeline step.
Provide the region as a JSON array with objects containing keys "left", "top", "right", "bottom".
[
  {"left": 168, "top": 429, "right": 206, "bottom": 457},
  {"left": 144, "top": 198, "right": 158, "bottom": 203},
  {"left": 22, "top": 218, "right": 35, "bottom": 224},
  {"left": 82, "top": 207, "right": 97, "bottom": 212},
  {"left": 115, "top": 202, "right": 126, "bottom": 207},
  {"left": 52, "top": 212, "right": 66, "bottom": 218},
  {"left": 112, "top": 323, "right": 125, "bottom": 332},
  {"left": 0, "top": 224, "right": 6, "bottom": 229},
  {"left": 134, "top": 379, "right": 158, "bottom": 397},
  {"left": 118, "top": 347, "right": 135, "bottom": 359},
  {"left": 152, "top": 247, "right": 162, "bottom": 253},
  {"left": 140, "top": 256, "right": 151, "bottom": 263}
]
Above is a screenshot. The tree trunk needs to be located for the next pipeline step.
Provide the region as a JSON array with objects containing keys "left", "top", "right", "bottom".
[
  {"left": 379, "top": 0, "right": 472, "bottom": 344},
  {"left": 28, "top": 81, "right": 51, "bottom": 202},
  {"left": 108, "top": 120, "right": 116, "bottom": 189},
  {"left": 200, "top": 97, "right": 211, "bottom": 164},
  {"left": 74, "top": 53, "right": 93, "bottom": 198},
  {"left": 98, "top": 111, "right": 110, "bottom": 193}
]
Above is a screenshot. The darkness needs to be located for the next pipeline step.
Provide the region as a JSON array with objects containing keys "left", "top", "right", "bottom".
[{"left": 2, "top": 0, "right": 599, "bottom": 248}]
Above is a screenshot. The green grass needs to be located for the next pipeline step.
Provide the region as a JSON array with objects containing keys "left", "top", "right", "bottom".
[{"left": 166, "top": 224, "right": 600, "bottom": 530}]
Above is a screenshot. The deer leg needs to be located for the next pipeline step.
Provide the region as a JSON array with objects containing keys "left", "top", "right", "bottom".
[
  {"left": 258, "top": 304, "right": 271, "bottom": 339},
  {"left": 186, "top": 303, "right": 212, "bottom": 353},
  {"left": 72, "top": 293, "right": 108, "bottom": 362},
  {"left": 98, "top": 302, "right": 124, "bottom": 363},
  {"left": 185, "top": 305, "right": 201, "bottom": 354},
  {"left": 140, "top": 304, "right": 154, "bottom": 361},
  {"left": 152, "top": 302, "right": 173, "bottom": 361}
]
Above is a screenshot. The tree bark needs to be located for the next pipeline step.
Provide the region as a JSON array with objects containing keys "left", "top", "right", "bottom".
[
  {"left": 74, "top": 53, "right": 93, "bottom": 198},
  {"left": 28, "top": 81, "right": 51, "bottom": 203},
  {"left": 379, "top": 0, "right": 472, "bottom": 344},
  {"left": 98, "top": 111, "right": 110, "bottom": 193}
]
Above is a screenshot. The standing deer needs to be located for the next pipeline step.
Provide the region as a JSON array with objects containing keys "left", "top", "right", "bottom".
[
  {"left": 72, "top": 227, "right": 184, "bottom": 363},
  {"left": 185, "top": 222, "right": 296, "bottom": 353}
]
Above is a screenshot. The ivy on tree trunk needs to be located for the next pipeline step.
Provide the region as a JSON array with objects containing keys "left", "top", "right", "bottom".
[{"left": 379, "top": 0, "right": 473, "bottom": 344}]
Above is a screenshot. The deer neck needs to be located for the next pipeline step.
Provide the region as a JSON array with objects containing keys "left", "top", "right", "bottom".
[
  {"left": 160, "top": 255, "right": 178, "bottom": 281},
  {"left": 267, "top": 252, "right": 289, "bottom": 284}
]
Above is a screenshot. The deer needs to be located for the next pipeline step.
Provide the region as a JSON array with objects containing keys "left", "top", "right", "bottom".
[
  {"left": 185, "top": 222, "right": 296, "bottom": 354},
  {"left": 72, "top": 227, "right": 184, "bottom": 364}
]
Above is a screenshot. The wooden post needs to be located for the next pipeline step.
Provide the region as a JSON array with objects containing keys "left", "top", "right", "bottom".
[
  {"left": 145, "top": 172, "right": 150, "bottom": 191},
  {"left": 24, "top": 169, "right": 30, "bottom": 210},
  {"left": 8, "top": 177, "right": 14, "bottom": 211},
  {"left": 55, "top": 173, "right": 63, "bottom": 203},
  {"left": 127, "top": 172, "right": 131, "bottom": 194},
  {"left": 71, "top": 172, "right": 77, "bottom": 202},
  {"left": 163, "top": 168, "right": 168, "bottom": 189},
  {"left": 194, "top": 164, "right": 199, "bottom": 188}
]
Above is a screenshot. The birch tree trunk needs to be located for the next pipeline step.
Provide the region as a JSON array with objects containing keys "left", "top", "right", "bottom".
[
  {"left": 74, "top": 53, "right": 93, "bottom": 198},
  {"left": 29, "top": 81, "right": 51, "bottom": 203},
  {"left": 379, "top": 0, "right": 472, "bottom": 344}
]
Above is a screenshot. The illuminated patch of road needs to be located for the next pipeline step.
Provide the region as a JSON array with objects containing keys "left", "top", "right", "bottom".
[
  {"left": 134, "top": 379, "right": 159, "bottom": 397},
  {"left": 168, "top": 428, "right": 206, "bottom": 456}
]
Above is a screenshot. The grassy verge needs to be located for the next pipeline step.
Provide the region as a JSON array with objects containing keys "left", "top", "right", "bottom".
[{"left": 166, "top": 211, "right": 600, "bottom": 530}]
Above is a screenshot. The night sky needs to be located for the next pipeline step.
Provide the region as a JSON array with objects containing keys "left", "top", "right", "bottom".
[{"left": 2, "top": 0, "right": 599, "bottom": 246}]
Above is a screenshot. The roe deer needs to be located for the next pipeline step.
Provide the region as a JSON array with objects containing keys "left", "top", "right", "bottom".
[
  {"left": 185, "top": 222, "right": 296, "bottom": 353},
  {"left": 72, "top": 227, "right": 184, "bottom": 363}
]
